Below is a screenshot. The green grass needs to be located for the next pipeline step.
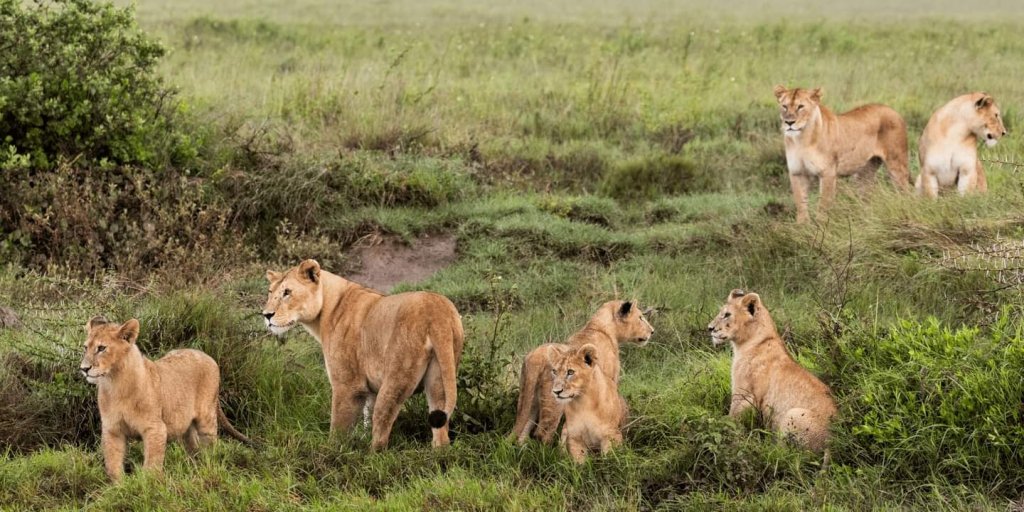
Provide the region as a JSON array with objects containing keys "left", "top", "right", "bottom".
[{"left": 5, "top": 0, "right": 1024, "bottom": 509}]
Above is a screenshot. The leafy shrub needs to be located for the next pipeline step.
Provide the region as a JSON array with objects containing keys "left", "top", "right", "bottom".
[
  {"left": 600, "top": 154, "right": 702, "bottom": 201},
  {"left": 826, "top": 312, "right": 1024, "bottom": 494},
  {"left": 0, "top": 0, "right": 193, "bottom": 169}
]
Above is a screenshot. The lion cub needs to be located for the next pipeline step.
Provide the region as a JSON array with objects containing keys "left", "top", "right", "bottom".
[
  {"left": 80, "top": 317, "right": 252, "bottom": 482},
  {"left": 917, "top": 92, "right": 1008, "bottom": 197},
  {"left": 707, "top": 290, "right": 836, "bottom": 452},
  {"left": 510, "top": 301, "right": 652, "bottom": 445},
  {"left": 550, "top": 344, "right": 626, "bottom": 463}
]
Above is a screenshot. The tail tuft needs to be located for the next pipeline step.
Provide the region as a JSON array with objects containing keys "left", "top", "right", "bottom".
[{"left": 428, "top": 410, "right": 448, "bottom": 429}]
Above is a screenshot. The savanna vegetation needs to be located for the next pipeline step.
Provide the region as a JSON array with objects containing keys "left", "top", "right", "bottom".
[{"left": 3, "top": 0, "right": 1024, "bottom": 509}]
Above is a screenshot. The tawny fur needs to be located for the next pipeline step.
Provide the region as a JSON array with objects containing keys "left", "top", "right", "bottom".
[
  {"left": 263, "top": 259, "right": 464, "bottom": 450},
  {"left": 917, "top": 92, "right": 1008, "bottom": 197},
  {"left": 707, "top": 290, "right": 836, "bottom": 453},
  {"left": 80, "top": 317, "right": 251, "bottom": 483},
  {"left": 774, "top": 85, "right": 910, "bottom": 223},
  {"left": 549, "top": 344, "right": 626, "bottom": 463},
  {"left": 509, "top": 301, "right": 652, "bottom": 445}
]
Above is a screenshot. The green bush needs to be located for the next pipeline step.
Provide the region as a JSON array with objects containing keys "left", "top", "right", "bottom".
[
  {"left": 600, "top": 154, "right": 701, "bottom": 201},
  {"left": 0, "top": 0, "right": 192, "bottom": 169},
  {"left": 827, "top": 312, "right": 1024, "bottom": 492}
]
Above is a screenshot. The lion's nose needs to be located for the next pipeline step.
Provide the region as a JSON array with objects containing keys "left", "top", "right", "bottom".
[
  {"left": 707, "top": 326, "right": 714, "bottom": 332},
  {"left": 262, "top": 312, "right": 274, "bottom": 320},
  {"left": 988, "top": 133, "right": 995, "bottom": 140},
  {"left": 785, "top": 120, "right": 795, "bottom": 126},
  {"left": 80, "top": 366, "right": 91, "bottom": 375},
  {"left": 1003, "top": 130, "right": 1008, "bottom": 136}
]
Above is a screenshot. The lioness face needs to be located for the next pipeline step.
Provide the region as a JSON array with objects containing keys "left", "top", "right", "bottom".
[
  {"left": 707, "top": 289, "right": 762, "bottom": 346},
  {"left": 972, "top": 94, "right": 1007, "bottom": 147},
  {"left": 550, "top": 344, "right": 597, "bottom": 403},
  {"left": 613, "top": 301, "right": 655, "bottom": 346},
  {"left": 80, "top": 317, "right": 139, "bottom": 384},
  {"left": 263, "top": 259, "right": 324, "bottom": 335},
  {"left": 773, "top": 85, "right": 822, "bottom": 137}
]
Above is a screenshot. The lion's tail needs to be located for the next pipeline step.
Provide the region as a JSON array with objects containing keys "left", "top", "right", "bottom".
[
  {"left": 217, "top": 402, "right": 256, "bottom": 448},
  {"left": 427, "top": 317, "right": 464, "bottom": 430}
]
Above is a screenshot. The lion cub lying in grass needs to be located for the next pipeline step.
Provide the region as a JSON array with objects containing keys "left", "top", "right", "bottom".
[
  {"left": 510, "top": 301, "right": 652, "bottom": 445},
  {"left": 707, "top": 290, "right": 836, "bottom": 453},
  {"left": 80, "top": 317, "right": 252, "bottom": 482},
  {"left": 549, "top": 344, "right": 626, "bottom": 463}
]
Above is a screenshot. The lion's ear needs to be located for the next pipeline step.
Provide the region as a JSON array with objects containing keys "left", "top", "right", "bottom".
[
  {"left": 266, "top": 270, "right": 282, "bottom": 283},
  {"left": 118, "top": 319, "right": 140, "bottom": 344},
  {"left": 773, "top": 84, "right": 787, "bottom": 101},
  {"left": 617, "top": 301, "right": 633, "bottom": 319},
  {"left": 740, "top": 293, "right": 761, "bottom": 317},
  {"left": 810, "top": 88, "right": 823, "bottom": 102},
  {"left": 86, "top": 316, "right": 108, "bottom": 332},
  {"left": 579, "top": 344, "right": 598, "bottom": 367},
  {"left": 976, "top": 93, "right": 993, "bottom": 109},
  {"left": 728, "top": 289, "right": 746, "bottom": 301},
  {"left": 299, "top": 259, "right": 321, "bottom": 284}
]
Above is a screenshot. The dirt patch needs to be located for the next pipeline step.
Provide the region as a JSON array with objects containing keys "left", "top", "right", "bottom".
[
  {"left": 0, "top": 306, "right": 20, "bottom": 329},
  {"left": 345, "top": 233, "right": 457, "bottom": 293}
]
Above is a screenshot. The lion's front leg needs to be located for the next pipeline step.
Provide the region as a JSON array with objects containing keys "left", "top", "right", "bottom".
[
  {"left": 102, "top": 428, "right": 127, "bottom": 482},
  {"left": 140, "top": 422, "right": 168, "bottom": 475},
  {"left": 789, "top": 172, "right": 812, "bottom": 223},
  {"left": 330, "top": 387, "right": 365, "bottom": 434},
  {"left": 817, "top": 169, "right": 838, "bottom": 220}
]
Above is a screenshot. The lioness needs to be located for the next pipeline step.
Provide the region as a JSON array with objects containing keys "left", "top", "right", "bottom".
[
  {"left": 80, "top": 317, "right": 252, "bottom": 482},
  {"left": 774, "top": 85, "right": 911, "bottom": 223},
  {"left": 550, "top": 344, "right": 626, "bottom": 463},
  {"left": 707, "top": 290, "right": 836, "bottom": 453},
  {"left": 263, "top": 259, "right": 464, "bottom": 450},
  {"left": 510, "top": 301, "right": 652, "bottom": 445},
  {"left": 917, "top": 92, "right": 1008, "bottom": 197}
]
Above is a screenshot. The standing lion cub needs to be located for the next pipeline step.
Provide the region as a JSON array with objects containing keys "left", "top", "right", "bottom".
[
  {"left": 774, "top": 85, "right": 910, "bottom": 223},
  {"left": 80, "top": 317, "right": 252, "bottom": 482},
  {"left": 263, "top": 259, "right": 464, "bottom": 450},
  {"left": 917, "top": 92, "right": 1008, "bottom": 197},
  {"left": 707, "top": 290, "right": 836, "bottom": 453}
]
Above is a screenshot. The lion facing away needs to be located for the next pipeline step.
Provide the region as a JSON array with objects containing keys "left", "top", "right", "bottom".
[
  {"left": 510, "top": 301, "right": 652, "bottom": 445},
  {"left": 707, "top": 290, "right": 836, "bottom": 453},
  {"left": 80, "top": 317, "right": 252, "bottom": 482},
  {"left": 774, "top": 85, "right": 910, "bottom": 223},
  {"left": 549, "top": 344, "right": 627, "bottom": 463},
  {"left": 263, "top": 259, "right": 464, "bottom": 450},
  {"left": 917, "top": 92, "right": 1008, "bottom": 197}
]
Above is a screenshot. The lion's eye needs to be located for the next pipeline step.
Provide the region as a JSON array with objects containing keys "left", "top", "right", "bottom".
[
  {"left": 797, "top": 104, "right": 805, "bottom": 111},
  {"left": 567, "top": 369, "right": 575, "bottom": 376},
  {"left": 96, "top": 345, "right": 106, "bottom": 354},
  {"left": 283, "top": 289, "right": 291, "bottom": 298},
  {"left": 724, "top": 312, "right": 731, "bottom": 318},
  {"left": 551, "top": 369, "right": 557, "bottom": 376}
]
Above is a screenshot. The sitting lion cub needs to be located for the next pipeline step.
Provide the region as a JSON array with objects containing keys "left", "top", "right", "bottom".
[
  {"left": 510, "top": 301, "right": 652, "bottom": 445},
  {"left": 707, "top": 290, "right": 836, "bottom": 452},
  {"left": 80, "top": 317, "right": 252, "bottom": 482},
  {"left": 774, "top": 85, "right": 910, "bottom": 223},
  {"left": 549, "top": 344, "right": 626, "bottom": 463},
  {"left": 917, "top": 92, "right": 1008, "bottom": 197}
]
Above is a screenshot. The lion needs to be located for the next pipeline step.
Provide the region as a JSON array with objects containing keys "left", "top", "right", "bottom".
[
  {"left": 549, "top": 343, "right": 626, "bottom": 463},
  {"left": 510, "top": 300, "right": 652, "bottom": 445},
  {"left": 707, "top": 290, "right": 836, "bottom": 453},
  {"left": 916, "top": 92, "right": 1008, "bottom": 197},
  {"left": 80, "top": 316, "right": 253, "bottom": 482},
  {"left": 263, "top": 259, "right": 464, "bottom": 450},
  {"left": 774, "top": 85, "right": 911, "bottom": 223}
]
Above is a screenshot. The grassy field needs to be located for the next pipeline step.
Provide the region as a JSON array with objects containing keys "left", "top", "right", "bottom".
[{"left": 4, "top": 0, "right": 1024, "bottom": 510}]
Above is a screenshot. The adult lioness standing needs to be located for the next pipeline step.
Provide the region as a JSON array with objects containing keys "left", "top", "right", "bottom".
[
  {"left": 774, "top": 85, "right": 911, "bottom": 223},
  {"left": 917, "top": 92, "right": 1008, "bottom": 197},
  {"left": 707, "top": 290, "right": 836, "bottom": 453},
  {"left": 263, "top": 259, "right": 464, "bottom": 450}
]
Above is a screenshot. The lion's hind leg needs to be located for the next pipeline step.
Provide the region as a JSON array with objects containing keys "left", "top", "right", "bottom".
[
  {"left": 371, "top": 348, "right": 432, "bottom": 451},
  {"left": 778, "top": 407, "right": 829, "bottom": 453}
]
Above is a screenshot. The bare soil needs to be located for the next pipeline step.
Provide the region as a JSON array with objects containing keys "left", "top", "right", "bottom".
[{"left": 345, "top": 233, "right": 457, "bottom": 293}]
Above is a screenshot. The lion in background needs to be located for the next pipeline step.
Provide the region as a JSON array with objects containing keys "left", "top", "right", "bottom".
[
  {"left": 510, "top": 300, "right": 652, "bottom": 445},
  {"left": 774, "top": 85, "right": 910, "bottom": 223},
  {"left": 263, "top": 259, "right": 464, "bottom": 450},
  {"left": 917, "top": 92, "right": 1008, "bottom": 197},
  {"left": 80, "top": 317, "right": 252, "bottom": 482},
  {"left": 707, "top": 290, "right": 836, "bottom": 453}
]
